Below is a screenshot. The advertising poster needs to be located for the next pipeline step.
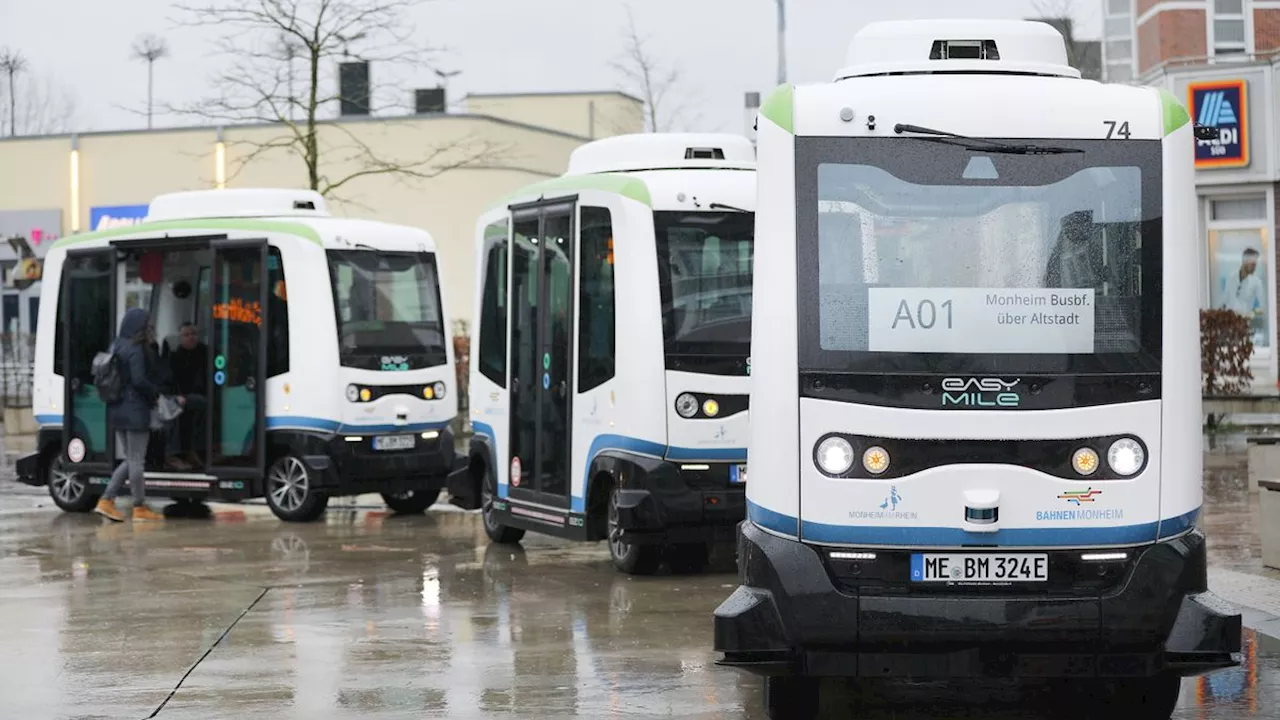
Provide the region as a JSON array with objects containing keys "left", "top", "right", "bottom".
[
  {"left": 1189, "top": 79, "right": 1249, "bottom": 169},
  {"left": 1209, "top": 228, "right": 1270, "bottom": 349}
]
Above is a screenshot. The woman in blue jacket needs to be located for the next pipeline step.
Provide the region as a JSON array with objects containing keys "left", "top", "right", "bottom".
[{"left": 95, "top": 308, "right": 165, "bottom": 522}]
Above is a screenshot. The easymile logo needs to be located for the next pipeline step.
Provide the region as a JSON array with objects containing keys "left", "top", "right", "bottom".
[
  {"left": 381, "top": 355, "right": 410, "bottom": 371},
  {"left": 941, "top": 377, "right": 1021, "bottom": 408}
]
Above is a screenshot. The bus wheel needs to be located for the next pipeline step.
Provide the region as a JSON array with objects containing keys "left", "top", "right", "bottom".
[
  {"left": 265, "top": 455, "right": 329, "bottom": 522},
  {"left": 607, "top": 489, "right": 661, "bottom": 575},
  {"left": 665, "top": 543, "right": 710, "bottom": 574},
  {"left": 764, "top": 676, "right": 819, "bottom": 720},
  {"left": 1104, "top": 675, "right": 1180, "bottom": 720},
  {"left": 47, "top": 454, "right": 95, "bottom": 513},
  {"left": 382, "top": 489, "right": 440, "bottom": 514},
  {"left": 482, "top": 470, "right": 525, "bottom": 544}
]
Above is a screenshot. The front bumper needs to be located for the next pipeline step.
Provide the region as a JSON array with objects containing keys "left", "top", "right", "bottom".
[
  {"left": 611, "top": 458, "right": 746, "bottom": 545},
  {"left": 298, "top": 428, "right": 461, "bottom": 496},
  {"left": 714, "top": 521, "right": 1241, "bottom": 679}
]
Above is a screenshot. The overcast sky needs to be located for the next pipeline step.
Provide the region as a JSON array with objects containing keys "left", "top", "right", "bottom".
[{"left": 0, "top": 0, "right": 1100, "bottom": 136}]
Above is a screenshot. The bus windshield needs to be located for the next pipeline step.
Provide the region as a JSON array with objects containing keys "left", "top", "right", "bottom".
[
  {"left": 654, "top": 210, "right": 755, "bottom": 374},
  {"left": 796, "top": 137, "right": 1163, "bottom": 375},
  {"left": 327, "top": 250, "right": 447, "bottom": 371}
]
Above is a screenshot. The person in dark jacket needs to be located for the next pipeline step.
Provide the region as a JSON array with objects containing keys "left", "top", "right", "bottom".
[
  {"left": 95, "top": 308, "right": 165, "bottom": 522},
  {"left": 162, "top": 322, "right": 208, "bottom": 467}
]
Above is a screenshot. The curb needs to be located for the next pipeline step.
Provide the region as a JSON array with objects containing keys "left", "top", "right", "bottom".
[{"left": 1237, "top": 604, "right": 1280, "bottom": 643}]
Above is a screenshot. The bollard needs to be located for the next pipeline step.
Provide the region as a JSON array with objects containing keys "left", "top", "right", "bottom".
[
  {"left": 1262, "top": 480, "right": 1280, "bottom": 571},
  {"left": 1246, "top": 438, "right": 1280, "bottom": 493}
]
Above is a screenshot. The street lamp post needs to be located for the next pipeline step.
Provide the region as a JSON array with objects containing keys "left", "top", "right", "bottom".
[{"left": 776, "top": 0, "right": 787, "bottom": 85}]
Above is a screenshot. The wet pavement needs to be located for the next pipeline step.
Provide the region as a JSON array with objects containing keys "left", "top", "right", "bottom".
[
  {"left": 1, "top": 435, "right": 1279, "bottom": 718},
  {"left": 0, "top": 497, "right": 1277, "bottom": 719}
]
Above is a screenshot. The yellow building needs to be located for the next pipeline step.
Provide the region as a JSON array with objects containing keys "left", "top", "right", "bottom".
[{"left": 0, "top": 90, "right": 645, "bottom": 335}]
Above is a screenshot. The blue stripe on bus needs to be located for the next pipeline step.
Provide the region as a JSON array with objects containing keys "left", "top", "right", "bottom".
[
  {"left": 39, "top": 414, "right": 447, "bottom": 435},
  {"left": 468, "top": 426, "right": 746, "bottom": 514},
  {"left": 747, "top": 500, "right": 1201, "bottom": 548}
]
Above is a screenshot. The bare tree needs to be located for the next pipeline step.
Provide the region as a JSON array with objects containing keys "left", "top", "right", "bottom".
[
  {"left": 0, "top": 48, "right": 27, "bottom": 137},
  {"left": 0, "top": 64, "right": 76, "bottom": 136},
  {"left": 132, "top": 33, "right": 171, "bottom": 129},
  {"left": 611, "top": 6, "right": 694, "bottom": 133},
  {"left": 171, "top": 0, "right": 503, "bottom": 197}
]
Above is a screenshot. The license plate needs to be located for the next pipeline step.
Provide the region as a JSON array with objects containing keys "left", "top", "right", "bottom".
[
  {"left": 911, "top": 553, "right": 1048, "bottom": 583},
  {"left": 373, "top": 435, "right": 415, "bottom": 451},
  {"left": 730, "top": 464, "right": 747, "bottom": 483}
]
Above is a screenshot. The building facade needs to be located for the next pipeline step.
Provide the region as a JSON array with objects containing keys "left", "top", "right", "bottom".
[
  {"left": 0, "top": 91, "right": 644, "bottom": 337},
  {"left": 1104, "top": 0, "right": 1280, "bottom": 387}
]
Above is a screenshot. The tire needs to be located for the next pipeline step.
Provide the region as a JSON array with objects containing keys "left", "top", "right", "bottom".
[
  {"left": 382, "top": 488, "right": 441, "bottom": 514},
  {"left": 607, "top": 488, "right": 661, "bottom": 575},
  {"left": 764, "top": 676, "right": 819, "bottom": 720},
  {"left": 1104, "top": 675, "right": 1181, "bottom": 720},
  {"left": 264, "top": 455, "right": 329, "bottom": 522},
  {"left": 665, "top": 542, "right": 711, "bottom": 574},
  {"left": 47, "top": 453, "right": 96, "bottom": 513},
  {"left": 482, "top": 466, "right": 525, "bottom": 544}
]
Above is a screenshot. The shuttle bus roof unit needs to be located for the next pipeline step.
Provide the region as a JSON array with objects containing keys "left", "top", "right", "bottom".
[
  {"left": 835, "top": 19, "right": 1079, "bottom": 80},
  {"left": 566, "top": 132, "right": 756, "bottom": 175},
  {"left": 146, "top": 188, "right": 331, "bottom": 222}
]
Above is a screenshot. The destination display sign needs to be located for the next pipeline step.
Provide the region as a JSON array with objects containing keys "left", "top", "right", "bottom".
[{"left": 867, "top": 287, "right": 1095, "bottom": 354}]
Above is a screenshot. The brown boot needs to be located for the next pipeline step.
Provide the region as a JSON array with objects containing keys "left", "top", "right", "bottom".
[
  {"left": 132, "top": 505, "right": 164, "bottom": 522},
  {"left": 94, "top": 498, "right": 125, "bottom": 522}
]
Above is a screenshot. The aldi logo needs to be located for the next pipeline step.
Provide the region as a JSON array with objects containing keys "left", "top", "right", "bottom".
[{"left": 1189, "top": 79, "right": 1249, "bottom": 168}]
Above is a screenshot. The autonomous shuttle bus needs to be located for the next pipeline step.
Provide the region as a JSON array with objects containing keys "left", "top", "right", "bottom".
[
  {"left": 451, "top": 133, "right": 756, "bottom": 574},
  {"left": 713, "top": 20, "right": 1241, "bottom": 719},
  {"left": 17, "top": 189, "right": 461, "bottom": 522}
]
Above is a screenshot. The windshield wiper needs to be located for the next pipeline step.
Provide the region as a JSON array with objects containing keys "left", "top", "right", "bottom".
[
  {"left": 893, "top": 123, "right": 1083, "bottom": 155},
  {"left": 709, "top": 202, "right": 750, "bottom": 213}
]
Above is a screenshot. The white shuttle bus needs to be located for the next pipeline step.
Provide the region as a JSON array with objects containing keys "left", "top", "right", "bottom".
[
  {"left": 450, "top": 133, "right": 756, "bottom": 574},
  {"left": 713, "top": 20, "right": 1241, "bottom": 718},
  {"left": 16, "top": 189, "right": 461, "bottom": 522}
]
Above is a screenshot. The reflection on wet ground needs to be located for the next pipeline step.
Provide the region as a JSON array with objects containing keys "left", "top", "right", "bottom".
[{"left": 0, "top": 499, "right": 1278, "bottom": 719}]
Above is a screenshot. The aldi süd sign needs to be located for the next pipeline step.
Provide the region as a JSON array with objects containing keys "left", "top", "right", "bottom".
[
  {"left": 89, "top": 204, "right": 149, "bottom": 231},
  {"left": 1189, "top": 79, "right": 1249, "bottom": 169}
]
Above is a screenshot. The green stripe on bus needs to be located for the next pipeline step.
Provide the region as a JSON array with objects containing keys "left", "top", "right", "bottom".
[
  {"left": 492, "top": 172, "right": 652, "bottom": 209},
  {"left": 52, "top": 218, "right": 323, "bottom": 249},
  {"left": 1159, "top": 88, "right": 1190, "bottom": 136}
]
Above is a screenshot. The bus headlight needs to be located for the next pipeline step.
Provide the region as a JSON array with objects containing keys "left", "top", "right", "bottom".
[
  {"left": 1107, "top": 438, "right": 1144, "bottom": 476},
  {"left": 675, "top": 393, "right": 698, "bottom": 418},
  {"left": 423, "top": 385, "right": 435, "bottom": 400},
  {"left": 433, "top": 381, "right": 447, "bottom": 399},
  {"left": 862, "top": 446, "right": 890, "bottom": 474},
  {"left": 815, "top": 437, "right": 855, "bottom": 475},
  {"left": 346, "top": 384, "right": 360, "bottom": 402},
  {"left": 702, "top": 398, "right": 720, "bottom": 417},
  {"left": 1071, "top": 447, "right": 1099, "bottom": 476}
]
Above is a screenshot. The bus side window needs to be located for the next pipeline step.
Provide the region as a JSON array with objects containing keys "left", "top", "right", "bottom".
[
  {"left": 578, "top": 207, "right": 615, "bottom": 392},
  {"left": 267, "top": 247, "right": 289, "bottom": 377},
  {"left": 478, "top": 219, "right": 508, "bottom": 387}
]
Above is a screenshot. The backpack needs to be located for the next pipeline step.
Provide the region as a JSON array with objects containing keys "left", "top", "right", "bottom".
[{"left": 92, "top": 350, "right": 126, "bottom": 404}]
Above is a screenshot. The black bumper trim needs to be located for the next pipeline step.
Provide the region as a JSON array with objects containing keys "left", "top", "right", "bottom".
[
  {"left": 604, "top": 456, "right": 745, "bottom": 544},
  {"left": 713, "top": 521, "right": 1241, "bottom": 679}
]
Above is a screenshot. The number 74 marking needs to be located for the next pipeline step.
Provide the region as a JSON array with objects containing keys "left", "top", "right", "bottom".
[{"left": 1103, "top": 120, "right": 1131, "bottom": 139}]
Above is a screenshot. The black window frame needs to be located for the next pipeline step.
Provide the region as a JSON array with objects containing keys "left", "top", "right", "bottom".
[
  {"left": 477, "top": 219, "right": 509, "bottom": 386},
  {"left": 653, "top": 209, "right": 756, "bottom": 376},
  {"left": 326, "top": 249, "right": 449, "bottom": 372},
  {"left": 577, "top": 206, "right": 616, "bottom": 392},
  {"left": 795, "top": 136, "right": 1164, "bottom": 377},
  {"left": 266, "top": 246, "right": 289, "bottom": 378}
]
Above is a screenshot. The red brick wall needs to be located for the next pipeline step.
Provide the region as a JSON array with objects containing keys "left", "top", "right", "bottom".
[
  {"left": 1138, "top": 9, "right": 1207, "bottom": 74},
  {"left": 1136, "top": 0, "right": 1162, "bottom": 17},
  {"left": 1256, "top": 9, "right": 1280, "bottom": 56}
]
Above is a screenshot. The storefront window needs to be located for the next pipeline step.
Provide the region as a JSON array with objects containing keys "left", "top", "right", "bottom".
[{"left": 1209, "top": 222, "right": 1271, "bottom": 350}]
